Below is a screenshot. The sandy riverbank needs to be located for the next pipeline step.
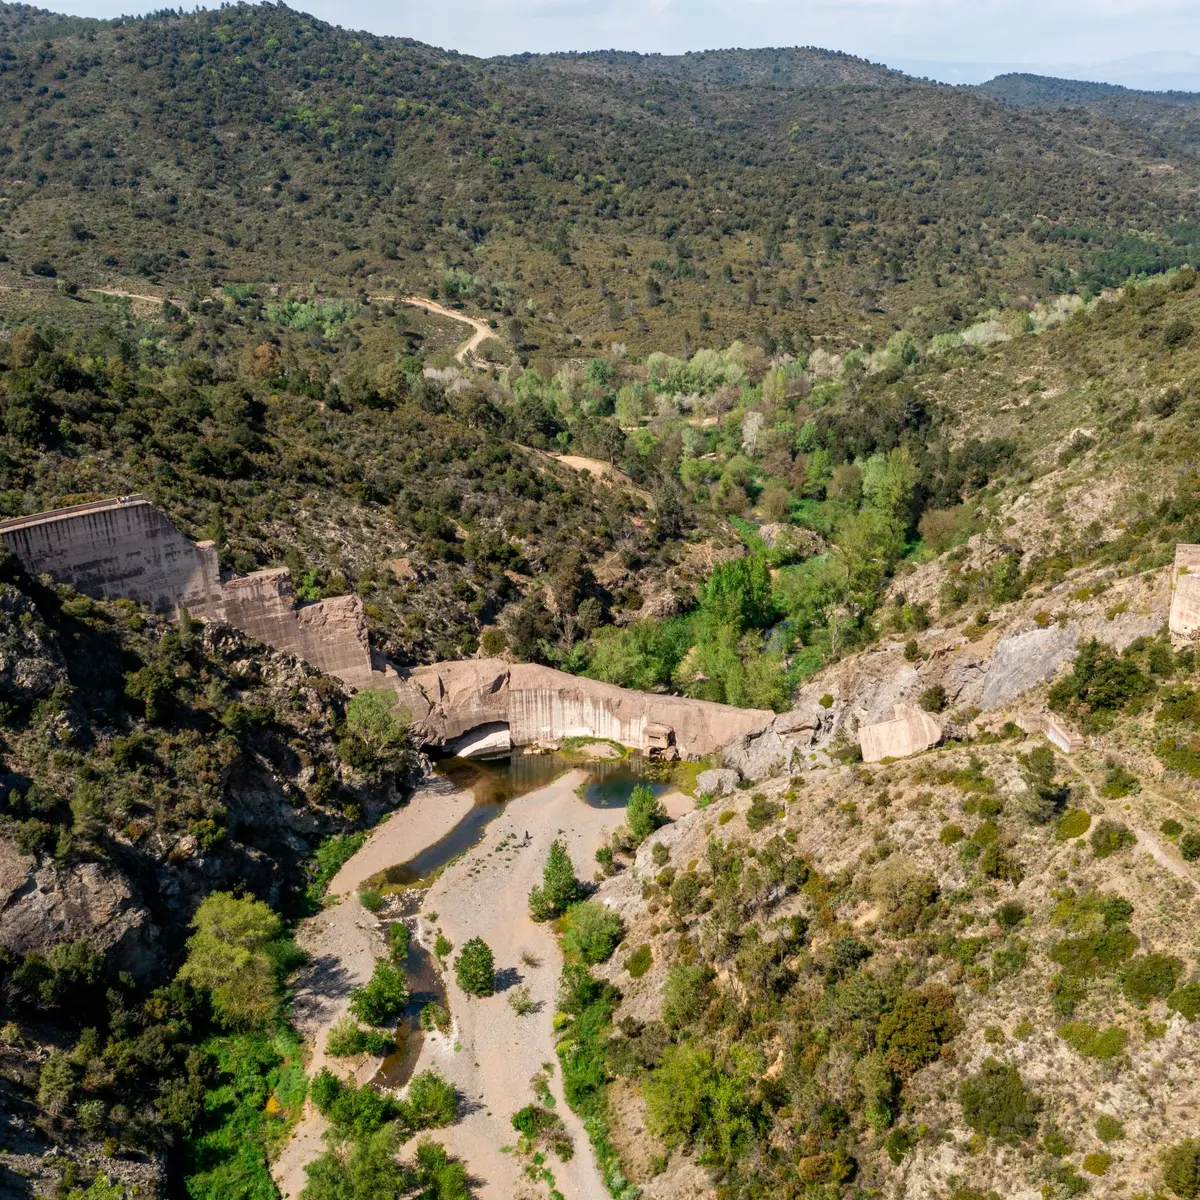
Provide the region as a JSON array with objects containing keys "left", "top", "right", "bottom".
[
  {"left": 402, "top": 769, "right": 646, "bottom": 1199},
  {"left": 272, "top": 784, "right": 474, "bottom": 1199}
]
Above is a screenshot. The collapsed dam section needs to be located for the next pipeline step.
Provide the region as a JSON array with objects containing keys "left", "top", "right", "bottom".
[{"left": 0, "top": 496, "right": 773, "bottom": 759}]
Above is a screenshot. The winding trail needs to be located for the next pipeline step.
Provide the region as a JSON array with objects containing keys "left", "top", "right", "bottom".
[{"left": 400, "top": 296, "right": 496, "bottom": 364}]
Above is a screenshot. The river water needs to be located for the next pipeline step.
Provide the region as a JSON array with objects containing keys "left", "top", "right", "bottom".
[
  {"left": 369, "top": 748, "right": 669, "bottom": 1090},
  {"left": 372, "top": 749, "right": 668, "bottom": 888}
]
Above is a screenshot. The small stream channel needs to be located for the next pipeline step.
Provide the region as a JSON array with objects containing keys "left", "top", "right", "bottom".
[{"left": 365, "top": 747, "right": 672, "bottom": 1090}]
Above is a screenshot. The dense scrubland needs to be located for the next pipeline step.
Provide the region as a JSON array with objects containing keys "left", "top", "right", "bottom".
[{"left": 1, "top": 4, "right": 1200, "bottom": 1199}]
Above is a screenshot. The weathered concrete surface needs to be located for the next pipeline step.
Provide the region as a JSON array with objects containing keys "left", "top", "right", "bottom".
[
  {"left": 392, "top": 659, "right": 773, "bottom": 759},
  {"left": 1170, "top": 544, "right": 1200, "bottom": 639},
  {"left": 978, "top": 624, "right": 1079, "bottom": 712},
  {"left": 0, "top": 496, "right": 224, "bottom": 618},
  {"left": 1043, "top": 714, "right": 1085, "bottom": 753},
  {"left": 860, "top": 704, "right": 942, "bottom": 763},
  {"left": 0, "top": 497, "right": 378, "bottom": 690}
]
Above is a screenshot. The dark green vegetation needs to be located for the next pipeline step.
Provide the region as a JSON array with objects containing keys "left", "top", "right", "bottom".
[
  {"left": 453, "top": 937, "right": 495, "bottom": 997},
  {"left": 0, "top": 558, "right": 420, "bottom": 1194},
  {"left": 2, "top": 3, "right": 1200, "bottom": 358},
  {"left": 528, "top": 837, "right": 583, "bottom": 921},
  {"left": 304, "top": 1069, "right": 465, "bottom": 1200}
]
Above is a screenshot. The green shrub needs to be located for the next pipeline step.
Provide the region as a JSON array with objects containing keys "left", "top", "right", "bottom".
[
  {"left": 1090, "top": 819, "right": 1136, "bottom": 859},
  {"left": 958, "top": 1058, "right": 1041, "bottom": 1143},
  {"left": 1055, "top": 809, "right": 1092, "bottom": 840},
  {"left": 1101, "top": 762, "right": 1139, "bottom": 798},
  {"left": 1182, "top": 831, "right": 1200, "bottom": 861},
  {"left": 939, "top": 823, "right": 965, "bottom": 845},
  {"left": 1058, "top": 1021, "right": 1128, "bottom": 1059},
  {"left": 419, "top": 1002, "right": 450, "bottom": 1033},
  {"left": 1122, "top": 953, "right": 1183, "bottom": 1007},
  {"left": 562, "top": 902, "right": 624, "bottom": 965},
  {"left": 1167, "top": 982, "right": 1200, "bottom": 1021},
  {"left": 669, "top": 871, "right": 704, "bottom": 919},
  {"left": 1095, "top": 1114, "right": 1125, "bottom": 1143},
  {"left": 1048, "top": 638, "right": 1154, "bottom": 732},
  {"left": 876, "top": 984, "right": 961, "bottom": 1077},
  {"left": 358, "top": 887, "right": 385, "bottom": 913},
  {"left": 388, "top": 922, "right": 410, "bottom": 962},
  {"left": 1162, "top": 818, "right": 1184, "bottom": 839},
  {"left": 404, "top": 1069, "right": 458, "bottom": 1129},
  {"left": 626, "top": 784, "right": 668, "bottom": 844},
  {"left": 661, "top": 964, "right": 714, "bottom": 1030},
  {"left": 994, "top": 901, "right": 1026, "bottom": 929},
  {"left": 326, "top": 1017, "right": 393, "bottom": 1058},
  {"left": 307, "top": 831, "right": 367, "bottom": 900},
  {"left": 625, "top": 944, "right": 652, "bottom": 978},
  {"left": 454, "top": 938, "right": 495, "bottom": 997},
  {"left": 918, "top": 683, "right": 947, "bottom": 713},
  {"left": 745, "top": 793, "right": 783, "bottom": 832},
  {"left": 349, "top": 960, "right": 409, "bottom": 1026},
  {"left": 1083, "top": 1152, "right": 1113, "bottom": 1177},
  {"left": 1163, "top": 1138, "right": 1200, "bottom": 1198},
  {"left": 529, "top": 839, "right": 583, "bottom": 922}
]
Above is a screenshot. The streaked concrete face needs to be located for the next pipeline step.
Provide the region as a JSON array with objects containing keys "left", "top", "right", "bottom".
[
  {"left": 859, "top": 703, "right": 942, "bottom": 763},
  {"left": 1169, "top": 544, "right": 1200, "bottom": 640}
]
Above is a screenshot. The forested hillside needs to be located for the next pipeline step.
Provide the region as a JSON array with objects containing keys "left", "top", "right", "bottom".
[{"left": 0, "top": 3, "right": 1198, "bottom": 353}]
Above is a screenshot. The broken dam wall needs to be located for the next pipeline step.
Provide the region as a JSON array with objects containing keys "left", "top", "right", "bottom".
[{"left": 0, "top": 496, "right": 775, "bottom": 760}]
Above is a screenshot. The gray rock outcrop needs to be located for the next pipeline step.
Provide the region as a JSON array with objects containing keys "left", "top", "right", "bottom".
[{"left": 695, "top": 768, "right": 739, "bottom": 796}]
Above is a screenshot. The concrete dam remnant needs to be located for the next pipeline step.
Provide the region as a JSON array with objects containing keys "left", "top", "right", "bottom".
[
  {"left": 1169, "top": 543, "right": 1200, "bottom": 640},
  {"left": 859, "top": 703, "right": 942, "bottom": 764},
  {"left": 0, "top": 496, "right": 775, "bottom": 760},
  {"left": 392, "top": 659, "right": 774, "bottom": 760},
  {"left": 0, "top": 495, "right": 379, "bottom": 690}
]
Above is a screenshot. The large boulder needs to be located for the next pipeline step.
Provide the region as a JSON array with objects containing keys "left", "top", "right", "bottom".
[
  {"left": 695, "top": 768, "right": 739, "bottom": 797},
  {"left": 0, "top": 839, "right": 161, "bottom": 981}
]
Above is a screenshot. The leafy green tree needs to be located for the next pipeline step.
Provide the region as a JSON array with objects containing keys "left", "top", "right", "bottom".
[
  {"left": 562, "top": 902, "right": 624, "bottom": 964},
  {"left": 454, "top": 938, "right": 495, "bottom": 997},
  {"left": 177, "top": 892, "right": 283, "bottom": 1029},
  {"left": 404, "top": 1069, "right": 459, "bottom": 1129},
  {"left": 349, "top": 960, "right": 409, "bottom": 1026},
  {"left": 662, "top": 964, "right": 714, "bottom": 1030},
  {"left": 626, "top": 783, "right": 667, "bottom": 845},
  {"left": 644, "top": 1042, "right": 714, "bottom": 1146},
  {"left": 529, "top": 839, "right": 582, "bottom": 921}
]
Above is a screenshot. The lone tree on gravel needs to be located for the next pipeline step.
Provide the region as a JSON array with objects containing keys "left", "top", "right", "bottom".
[
  {"left": 529, "top": 839, "right": 582, "bottom": 921},
  {"left": 455, "top": 938, "right": 495, "bottom": 997}
]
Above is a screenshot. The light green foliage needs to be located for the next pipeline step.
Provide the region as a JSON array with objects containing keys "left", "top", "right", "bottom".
[
  {"left": 562, "top": 902, "right": 624, "bottom": 965},
  {"left": 1095, "top": 1114, "right": 1125, "bottom": 1142},
  {"left": 341, "top": 689, "right": 411, "bottom": 774},
  {"left": 1058, "top": 1021, "right": 1129, "bottom": 1059},
  {"left": 178, "top": 892, "right": 283, "bottom": 1029},
  {"left": 307, "top": 832, "right": 367, "bottom": 901},
  {"left": 661, "top": 964, "right": 714, "bottom": 1030},
  {"left": 405, "top": 1070, "right": 459, "bottom": 1129},
  {"left": 1056, "top": 809, "right": 1092, "bottom": 840},
  {"left": 529, "top": 839, "right": 583, "bottom": 921},
  {"left": 643, "top": 1042, "right": 714, "bottom": 1146},
  {"left": 348, "top": 960, "right": 409, "bottom": 1026},
  {"left": 326, "top": 1017, "right": 393, "bottom": 1059},
  {"left": 626, "top": 783, "right": 667, "bottom": 845},
  {"left": 454, "top": 938, "right": 495, "bottom": 997}
]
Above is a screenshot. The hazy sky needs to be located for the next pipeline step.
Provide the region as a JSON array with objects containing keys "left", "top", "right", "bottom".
[{"left": 50, "top": 0, "right": 1200, "bottom": 84}]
